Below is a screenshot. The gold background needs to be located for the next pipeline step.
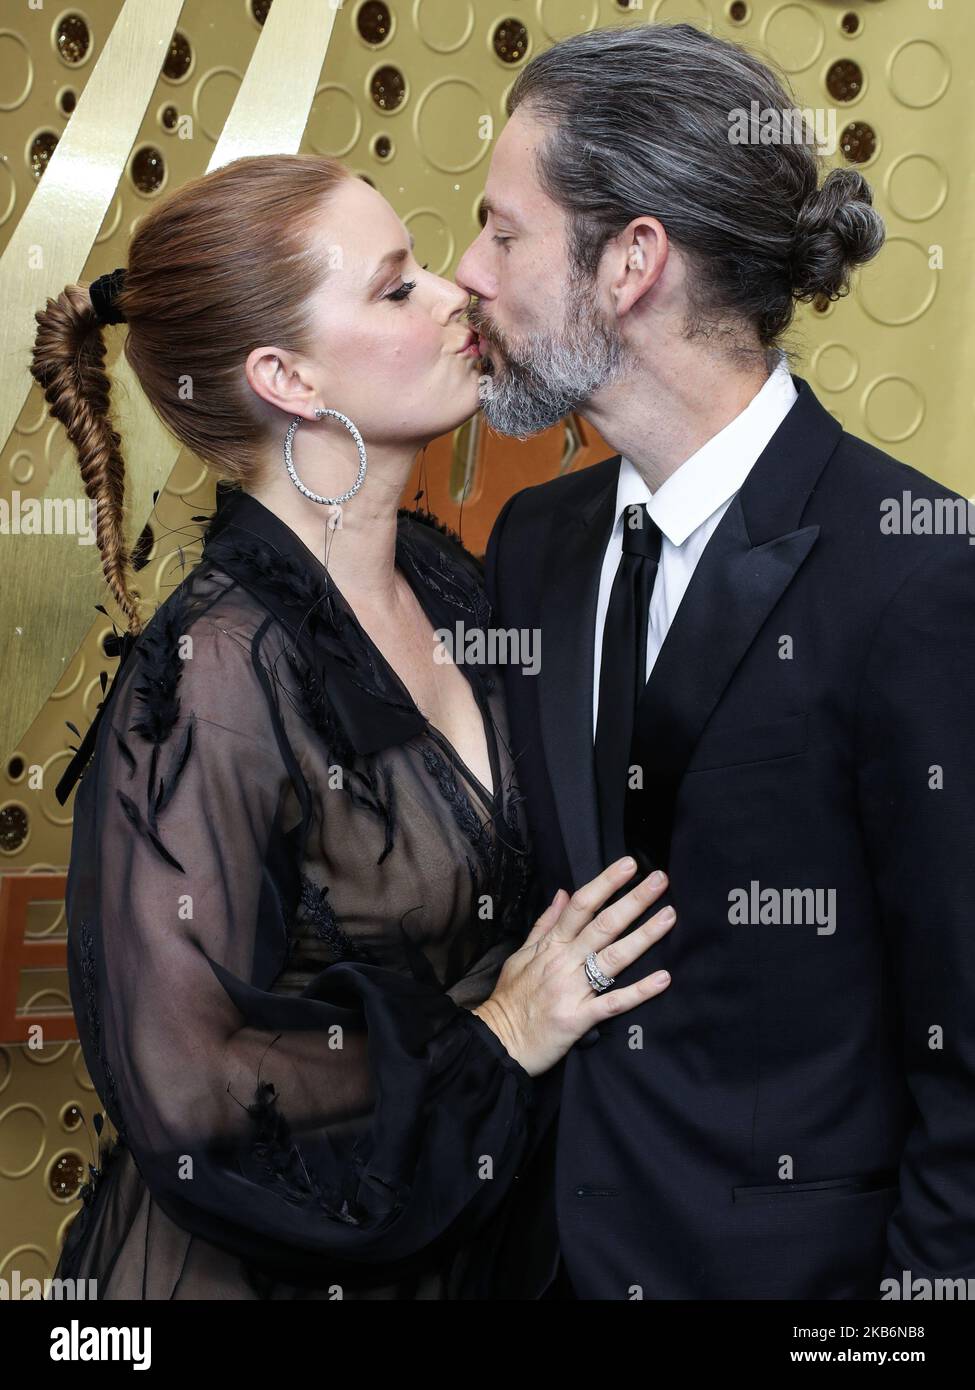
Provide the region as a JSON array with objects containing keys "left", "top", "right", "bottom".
[{"left": 0, "top": 0, "right": 970, "bottom": 1285}]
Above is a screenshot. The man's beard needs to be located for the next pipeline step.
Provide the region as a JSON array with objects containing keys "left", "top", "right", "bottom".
[{"left": 469, "top": 274, "right": 631, "bottom": 438}]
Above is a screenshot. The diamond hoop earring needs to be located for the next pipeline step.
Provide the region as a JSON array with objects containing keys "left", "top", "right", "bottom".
[{"left": 284, "top": 408, "right": 368, "bottom": 507}]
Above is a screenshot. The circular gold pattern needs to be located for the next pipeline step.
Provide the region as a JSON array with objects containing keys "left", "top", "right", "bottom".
[
  {"left": 61, "top": 1104, "right": 83, "bottom": 1131},
  {"left": 826, "top": 59, "right": 863, "bottom": 103},
  {"left": 58, "top": 89, "right": 76, "bottom": 116},
  {"left": 413, "top": 0, "right": 475, "bottom": 54},
  {"left": 492, "top": 19, "right": 529, "bottom": 64},
  {"left": 888, "top": 39, "right": 950, "bottom": 110},
  {"left": 251, "top": 0, "right": 274, "bottom": 24},
  {"left": 0, "top": 31, "right": 33, "bottom": 112},
  {"left": 307, "top": 84, "right": 362, "bottom": 156},
  {"left": 49, "top": 1151, "right": 85, "bottom": 1200},
  {"left": 762, "top": 3, "right": 824, "bottom": 74},
  {"left": 370, "top": 65, "right": 406, "bottom": 111},
  {"left": 29, "top": 131, "right": 59, "bottom": 180},
  {"left": 729, "top": 0, "right": 749, "bottom": 21},
  {"left": 161, "top": 104, "right": 179, "bottom": 131},
  {"left": 163, "top": 31, "right": 193, "bottom": 83},
  {"left": 415, "top": 78, "right": 490, "bottom": 174},
  {"left": 373, "top": 133, "right": 393, "bottom": 159},
  {"left": 0, "top": 803, "right": 29, "bottom": 852},
  {"left": 841, "top": 11, "right": 860, "bottom": 36},
  {"left": 813, "top": 341, "right": 859, "bottom": 393},
  {"left": 7, "top": 754, "right": 25, "bottom": 781},
  {"left": 885, "top": 153, "right": 948, "bottom": 223},
  {"left": 0, "top": 1104, "right": 45, "bottom": 1177},
  {"left": 55, "top": 14, "right": 91, "bottom": 67},
  {"left": 858, "top": 237, "right": 937, "bottom": 327},
  {"left": 130, "top": 145, "right": 165, "bottom": 195},
  {"left": 358, "top": 2, "right": 393, "bottom": 45},
  {"left": 839, "top": 121, "right": 877, "bottom": 164},
  {"left": 538, "top": 0, "right": 599, "bottom": 41},
  {"left": 863, "top": 376, "right": 926, "bottom": 444}
]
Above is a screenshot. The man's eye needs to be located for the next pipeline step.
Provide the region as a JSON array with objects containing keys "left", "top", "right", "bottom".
[{"left": 493, "top": 235, "right": 511, "bottom": 250}]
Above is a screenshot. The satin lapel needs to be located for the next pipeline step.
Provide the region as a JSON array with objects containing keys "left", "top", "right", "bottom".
[
  {"left": 623, "top": 375, "right": 841, "bottom": 869},
  {"left": 537, "top": 466, "right": 619, "bottom": 887}
]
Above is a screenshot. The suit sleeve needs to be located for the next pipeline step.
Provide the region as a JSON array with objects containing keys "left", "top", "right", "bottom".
[
  {"left": 484, "top": 489, "right": 519, "bottom": 623},
  {"left": 854, "top": 536, "right": 975, "bottom": 1281}
]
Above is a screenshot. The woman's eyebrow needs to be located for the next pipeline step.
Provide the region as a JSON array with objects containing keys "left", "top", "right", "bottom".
[{"left": 367, "top": 232, "right": 416, "bottom": 287}]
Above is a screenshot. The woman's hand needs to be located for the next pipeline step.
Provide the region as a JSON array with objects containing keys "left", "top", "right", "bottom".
[{"left": 471, "top": 857, "right": 674, "bottom": 1077}]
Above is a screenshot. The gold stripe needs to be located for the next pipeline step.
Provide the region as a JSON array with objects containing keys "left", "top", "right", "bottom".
[{"left": 1, "top": 0, "right": 339, "bottom": 761}]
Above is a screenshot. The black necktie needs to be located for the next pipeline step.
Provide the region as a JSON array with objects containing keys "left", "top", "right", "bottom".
[{"left": 594, "top": 503, "right": 663, "bottom": 863}]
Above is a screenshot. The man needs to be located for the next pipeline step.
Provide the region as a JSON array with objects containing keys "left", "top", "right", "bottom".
[{"left": 456, "top": 24, "right": 975, "bottom": 1299}]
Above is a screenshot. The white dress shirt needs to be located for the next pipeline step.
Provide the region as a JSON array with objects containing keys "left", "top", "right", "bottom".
[{"left": 592, "top": 355, "right": 799, "bottom": 739}]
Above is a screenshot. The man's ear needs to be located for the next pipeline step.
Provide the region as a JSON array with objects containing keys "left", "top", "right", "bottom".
[{"left": 612, "top": 218, "right": 668, "bottom": 316}]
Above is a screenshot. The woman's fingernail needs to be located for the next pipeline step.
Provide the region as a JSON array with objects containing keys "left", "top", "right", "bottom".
[
  {"left": 620, "top": 857, "right": 636, "bottom": 871},
  {"left": 653, "top": 971, "right": 671, "bottom": 985},
  {"left": 659, "top": 907, "right": 676, "bottom": 923},
  {"left": 649, "top": 870, "right": 665, "bottom": 886}
]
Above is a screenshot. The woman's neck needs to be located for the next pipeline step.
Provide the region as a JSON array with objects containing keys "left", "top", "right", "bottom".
[{"left": 247, "top": 441, "right": 418, "bottom": 605}]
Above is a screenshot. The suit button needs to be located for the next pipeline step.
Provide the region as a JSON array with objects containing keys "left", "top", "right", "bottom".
[{"left": 575, "top": 1026, "right": 600, "bottom": 1049}]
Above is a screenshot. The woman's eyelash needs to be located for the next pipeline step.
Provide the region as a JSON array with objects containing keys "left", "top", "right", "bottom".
[{"left": 387, "top": 264, "right": 430, "bottom": 302}]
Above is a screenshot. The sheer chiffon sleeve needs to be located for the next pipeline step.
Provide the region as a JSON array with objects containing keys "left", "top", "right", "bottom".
[{"left": 67, "top": 612, "right": 535, "bottom": 1287}]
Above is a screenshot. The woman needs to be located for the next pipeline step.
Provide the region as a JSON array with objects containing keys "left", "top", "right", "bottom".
[{"left": 30, "top": 155, "right": 674, "bottom": 1299}]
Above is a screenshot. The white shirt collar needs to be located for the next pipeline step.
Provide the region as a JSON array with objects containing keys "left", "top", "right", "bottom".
[{"left": 613, "top": 354, "right": 799, "bottom": 547}]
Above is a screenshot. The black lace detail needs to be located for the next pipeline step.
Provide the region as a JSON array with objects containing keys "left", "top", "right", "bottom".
[
  {"left": 397, "top": 520, "right": 491, "bottom": 633},
  {"left": 282, "top": 648, "right": 397, "bottom": 865},
  {"left": 113, "top": 582, "right": 211, "bottom": 871},
  {"left": 295, "top": 872, "right": 378, "bottom": 964},
  {"left": 242, "top": 1078, "right": 363, "bottom": 1223},
  {"left": 78, "top": 919, "right": 126, "bottom": 1141},
  {"left": 210, "top": 536, "right": 417, "bottom": 719}
]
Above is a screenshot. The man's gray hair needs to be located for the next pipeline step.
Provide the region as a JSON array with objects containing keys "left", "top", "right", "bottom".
[{"left": 507, "top": 23, "right": 885, "bottom": 352}]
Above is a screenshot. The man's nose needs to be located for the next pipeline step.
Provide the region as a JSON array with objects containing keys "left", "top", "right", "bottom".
[{"left": 455, "top": 238, "right": 492, "bottom": 301}]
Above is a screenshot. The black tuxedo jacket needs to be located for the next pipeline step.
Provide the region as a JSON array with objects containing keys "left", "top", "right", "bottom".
[{"left": 485, "top": 375, "right": 975, "bottom": 1299}]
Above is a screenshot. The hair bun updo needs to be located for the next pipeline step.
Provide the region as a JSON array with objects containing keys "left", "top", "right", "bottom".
[{"left": 790, "top": 168, "right": 886, "bottom": 304}]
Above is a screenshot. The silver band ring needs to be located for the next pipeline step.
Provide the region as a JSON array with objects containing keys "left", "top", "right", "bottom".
[{"left": 585, "top": 951, "right": 615, "bottom": 993}]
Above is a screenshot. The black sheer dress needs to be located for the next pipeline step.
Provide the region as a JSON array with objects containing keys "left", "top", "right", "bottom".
[{"left": 50, "top": 484, "right": 556, "bottom": 1300}]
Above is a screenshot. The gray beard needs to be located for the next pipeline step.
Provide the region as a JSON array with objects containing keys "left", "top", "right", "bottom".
[{"left": 474, "top": 283, "right": 631, "bottom": 438}]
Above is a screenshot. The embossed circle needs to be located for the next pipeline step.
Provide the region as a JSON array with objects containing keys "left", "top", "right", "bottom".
[
  {"left": 0, "top": 155, "right": 15, "bottom": 226},
  {"left": 812, "top": 342, "right": 859, "bottom": 393},
  {"left": 413, "top": 0, "right": 475, "bottom": 54},
  {"left": 306, "top": 84, "right": 362, "bottom": 156},
  {"left": 193, "top": 67, "right": 244, "bottom": 145},
  {"left": 0, "top": 30, "right": 33, "bottom": 111},
  {"left": 538, "top": 0, "right": 599, "bottom": 41},
  {"left": 404, "top": 208, "right": 455, "bottom": 276},
  {"left": 857, "top": 237, "right": 937, "bottom": 327},
  {"left": 0, "top": 1103, "right": 46, "bottom": 1178},
  {"left": 651, "top": 0, "right": 712, "bottom": 32},
  {"left": 414, "top": 78, "right": 490, "bottom": 174},
  {"left": 888, "top": 40, "right": 950, "bottom": 110},
  {"left": 762, "top": 3, "right": 825, "bottom": 74},
  {"left": 862, "top": 376, "right": 925, "bottom": 444},
  {"left": 885, "top": 153, "right": 949, "bottom": 223}
]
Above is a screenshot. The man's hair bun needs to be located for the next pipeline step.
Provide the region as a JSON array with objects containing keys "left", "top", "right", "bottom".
[{"left": 790, "top": 168, "right": 886, "bottom": 303}]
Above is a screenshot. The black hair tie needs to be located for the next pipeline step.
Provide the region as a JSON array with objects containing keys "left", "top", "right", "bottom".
[{"left": 89, "top": 267, "right": 128, "bottom": 325}]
